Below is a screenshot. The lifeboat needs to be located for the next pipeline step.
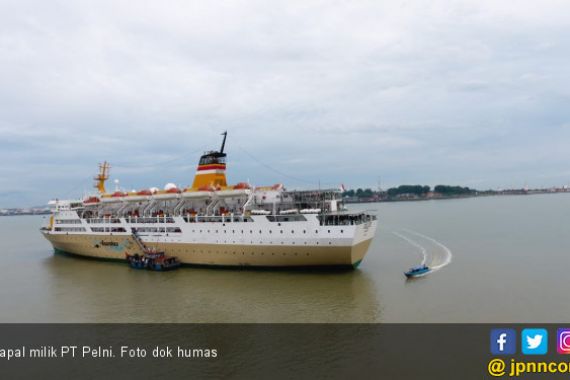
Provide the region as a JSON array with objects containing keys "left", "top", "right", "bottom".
[
  {"left": 271, "top": 183, "right": 284, "bottom": 191},
  {"left": 280, "top": 209, "right": 299, "bottom": 215},
  {"left": 83, "top": 196, "right": 100, "bottom": 205},
  {"left": 166, "top": 187, "right": 181, "bottom": 194},
  {"left": 250, "top": 209, "right": 271, "bottom": 215},
  {"left": 300, "top": 208, "right": 321, "bottom": 214},
  {"left": 124, "top": 189, "right": 153, "bottom": 202},
  {"left": 233, "top": 182, "right": 250, "bottom": 190},
  {"left": 111, "top": 191, "right": 127, "bottom": 198}
]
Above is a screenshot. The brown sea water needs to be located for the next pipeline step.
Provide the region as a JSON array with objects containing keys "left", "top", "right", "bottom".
[{"left": 2, "top": 193, "right": 569, "bottom": 323}]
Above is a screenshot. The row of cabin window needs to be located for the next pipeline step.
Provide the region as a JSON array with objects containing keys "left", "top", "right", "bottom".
[{"left": 191, "top": 229, "right": 343, "bottom": 234}]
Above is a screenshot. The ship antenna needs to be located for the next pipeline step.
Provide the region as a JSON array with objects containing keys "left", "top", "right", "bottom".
[{"left": 220, "top": 131, "right": 227, "bottom": 153}]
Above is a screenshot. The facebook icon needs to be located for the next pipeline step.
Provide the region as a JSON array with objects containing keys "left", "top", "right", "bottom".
[{"left": 491, "top": 329, "right": 516, "bottom": 355}]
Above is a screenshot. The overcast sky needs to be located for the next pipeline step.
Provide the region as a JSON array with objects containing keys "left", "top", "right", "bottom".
[{"left": 1, "top": 0, "right": 570, "bottom": 206}]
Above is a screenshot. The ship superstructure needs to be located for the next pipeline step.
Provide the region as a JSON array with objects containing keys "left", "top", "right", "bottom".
[{"left": 41, "top": 133, "right": 377, "bottom": 268}]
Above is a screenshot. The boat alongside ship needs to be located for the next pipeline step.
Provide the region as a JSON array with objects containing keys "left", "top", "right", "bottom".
[{"left": 40, "top": 133, "right": 377, "bottom": 268}]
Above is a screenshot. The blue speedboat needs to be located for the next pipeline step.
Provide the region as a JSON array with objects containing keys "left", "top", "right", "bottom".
[{"left": 404, "top": 264, "right": 430, "bottom": 278}]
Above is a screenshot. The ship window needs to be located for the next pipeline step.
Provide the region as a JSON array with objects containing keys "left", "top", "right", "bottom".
[
  {"left": 250, "top": 230, "right": 252, "bottom": 234},
  {"left": 280, "top": 230, "right": 283, "bottom": 234},
  {"left": 259, "top": 230, "right": 262, "bottom": 234},
  {"left": 315, "top": 230, "right": 318, "bottom": 234},
  {"left": 303, "top": 230, "right": 306, "bottom": 234},
  {"left": 341, "top": 230, "right": 343, "bottom": 233},
  {"left": 291, "top": 230, "right": 294, "bottom": 234}
]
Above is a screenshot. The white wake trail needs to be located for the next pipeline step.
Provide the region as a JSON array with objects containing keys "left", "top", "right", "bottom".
[
  {"left": 392, "top": 231, "right": 428, "bottom": 266},
  {"left": 403, "top": 229, "right": 453, "bottom": 271}
]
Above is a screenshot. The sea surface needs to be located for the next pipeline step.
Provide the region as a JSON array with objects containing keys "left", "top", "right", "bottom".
[{"left": 2, "top": 193, "right": 569, "bottom": 323}]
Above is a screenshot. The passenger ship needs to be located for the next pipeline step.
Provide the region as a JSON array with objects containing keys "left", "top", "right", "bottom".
[{"left": 41, "top": 133, "right": 377, "bottom": 268}]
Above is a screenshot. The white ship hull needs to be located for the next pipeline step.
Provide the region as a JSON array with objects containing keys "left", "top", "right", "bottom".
[{"left": 42, "top": 215, "right": 377, "bottom": 268}]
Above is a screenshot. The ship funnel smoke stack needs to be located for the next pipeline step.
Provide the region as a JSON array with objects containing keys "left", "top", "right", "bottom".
[{"left": 191, "top": 133, "right": 228, "bottom": 190}]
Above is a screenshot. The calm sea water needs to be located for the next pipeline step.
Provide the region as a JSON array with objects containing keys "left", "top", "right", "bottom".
[{"left": 2, "top": 193, "right": 569, "bottom": 323}]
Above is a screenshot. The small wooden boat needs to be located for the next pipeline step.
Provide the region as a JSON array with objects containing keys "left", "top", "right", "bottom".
[
  {"left": 126, "top": 232, "right": 181, "bottom": 271},
  {"left": 404, "top": 264, "right": 430, "bottom": 278},
  {"left": 126, "top": 250, "right": 181, "bottom": 271}
]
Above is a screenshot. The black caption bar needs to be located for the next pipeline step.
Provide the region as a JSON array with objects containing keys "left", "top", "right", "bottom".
[{"left": 1, "top": 324, "right": 565, "bottom": 379}]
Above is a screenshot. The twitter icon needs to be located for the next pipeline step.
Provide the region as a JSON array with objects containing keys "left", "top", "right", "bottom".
[{"left": 522, "top": 328, "right": 548, "bottom": 355}]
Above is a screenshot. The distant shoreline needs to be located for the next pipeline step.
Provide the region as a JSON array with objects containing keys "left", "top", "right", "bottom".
[{"left": 344, "top": 189, "right": 570, "bottom": 204}]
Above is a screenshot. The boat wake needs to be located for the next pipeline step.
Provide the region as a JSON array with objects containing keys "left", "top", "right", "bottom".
[
  {"left": 392, "top": 229, "right": 453, "bottom": 274},
  {"left": 392, "top": 232, "right": 428, "bottom": 266}
]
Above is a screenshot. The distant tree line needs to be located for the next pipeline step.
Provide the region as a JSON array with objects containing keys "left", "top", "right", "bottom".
[
  {"left": 342, "top": 188, "right": 374, "bottom": 198},
  {"left": 387, "top": 185, "right": 430, "bottom": 197},
  {"left": 342, "top": 184, "right": 475, "bottom": 199},
  {"left": 433, "top": 185, "right": 474, "bottom": 196}
]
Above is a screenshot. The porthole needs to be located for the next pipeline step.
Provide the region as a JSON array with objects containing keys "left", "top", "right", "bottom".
[
  {"left": 328, "top": 230, "right": 330, "bottom": 233},
  {"left": 291, "top": 230, "right": 294, "bottom": 234},
  {"left": 303, "top": 230, "right": 306, "bottom": 234}
]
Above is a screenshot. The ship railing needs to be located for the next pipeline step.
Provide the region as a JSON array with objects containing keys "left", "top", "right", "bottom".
[
  {"left": 124, "top": 216, "right": 175, "bottom": 224},
  {"left": 318, "top": 213, "right": 377, "bottom": 226}
]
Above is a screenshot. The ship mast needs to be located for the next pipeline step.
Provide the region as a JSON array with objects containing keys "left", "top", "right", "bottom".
[
  {"left": 94, "top": 161, "right": 110, "bottom": 194},
  {"left": 220, "top": 131, "right": 227, "bottom": 154}
]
